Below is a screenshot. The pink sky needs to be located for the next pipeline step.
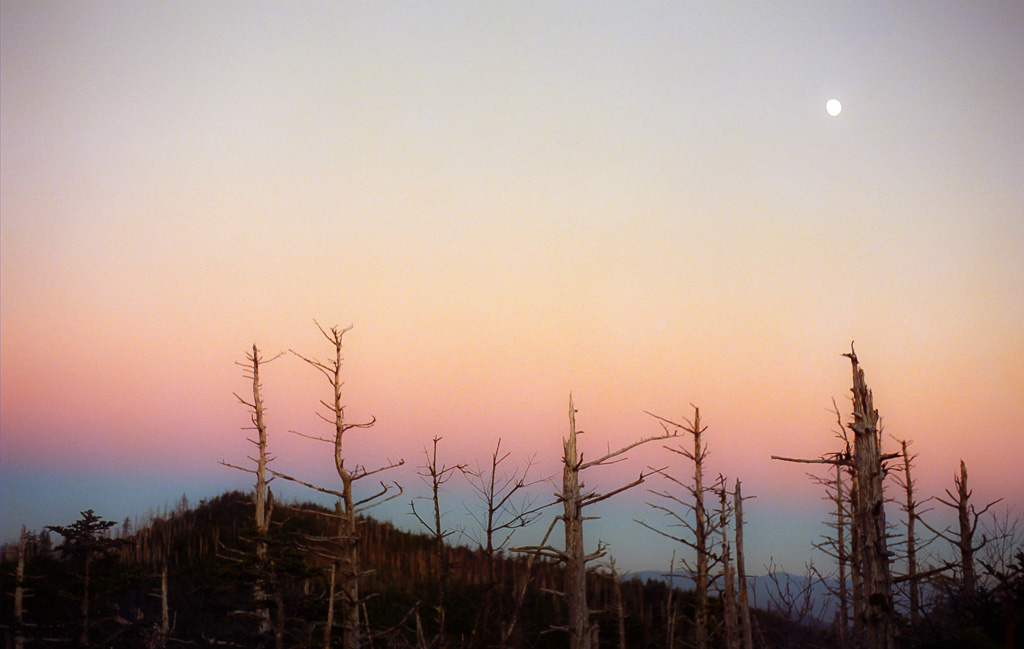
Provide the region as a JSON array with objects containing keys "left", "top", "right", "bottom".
[{"left": 2, "top": 2, "right": 1022, "bottom": 573}]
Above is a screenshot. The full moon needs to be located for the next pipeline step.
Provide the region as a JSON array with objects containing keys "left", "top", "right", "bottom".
[{"left": 826, "top": 99, "right": 842, "bottom": 116}]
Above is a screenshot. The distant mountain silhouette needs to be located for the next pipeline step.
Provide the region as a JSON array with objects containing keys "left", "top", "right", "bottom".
[{"left": 635, "top": 569, "right": 837, "bottom": 627}]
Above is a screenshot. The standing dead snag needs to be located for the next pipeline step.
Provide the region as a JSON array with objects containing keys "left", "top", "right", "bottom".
[
  {"left": 220, "top": 344, "right": 282, "bottom": 644},
  {"left": 892, "top": 438, "right": 924, "bottom": 627},
  {"left": 772, "top": 345, "right": 897, "bottom": 649},
  {"left": 734, "top": 481, "right": 755, "bottom": 649},
  {"left": 921, "top": 460, "right": 1002, "bottom": 618},
  {"left": 513, "top": 394, "right": 678, "bottom": 649},
  {"left": 272, "top": 322, "right": 404, "bottom": 649},
  {"left": 13, "top": 526, "right": 31, "bottom": 649},
  {"left": 410, "top": 436, "right": 465, "bottom": 647},
  {"left": 460, "top": 439, "right": 544, "bottom": 649},
  {"left": 638, "top": 406, "right": 717, "bottom": 649},
  {"left": 716, "top": 477, "right": 739, "bottom": 649}
]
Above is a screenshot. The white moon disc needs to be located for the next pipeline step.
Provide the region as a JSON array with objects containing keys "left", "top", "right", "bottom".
[{"left": 826, "top": 99, "right": 842, "bottom": 116}]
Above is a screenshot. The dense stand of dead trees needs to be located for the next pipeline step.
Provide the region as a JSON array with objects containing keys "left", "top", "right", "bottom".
[{"left": 12, "top": 328, "right": 1019, "bottom": 649}]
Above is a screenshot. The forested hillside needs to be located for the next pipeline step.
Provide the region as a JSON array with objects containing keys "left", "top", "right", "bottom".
[
  {"left": 2, "top": 489, "right": 1021, "bottom": 649},
  {"left": 0, "top": 491, "right": 822, "bottom": 649}
]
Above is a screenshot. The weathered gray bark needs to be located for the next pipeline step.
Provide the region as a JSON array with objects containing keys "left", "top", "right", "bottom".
[
  {"left": 563, "top": 397, "right": 592, "bottom": 649},
  {"left": 640, "top": 407, "right": 713, "bottom": 649},
  {"left": 665, "top": 554, "right": 678, "bottom": 649},
  {"left": 718, "top": 483, "right": 739, "bottom": 649},
  {"left": 14, "top": 526, "right": 28, "bottom": 649},
  {"left": 410, "top": 436, "right": 463, "bottom": 647},
  {"left": 221, "top": 344, "right": 278, "bottom": 642},
  {"left": 692, "top": 413, "right": 709, "bottom": 649},
  {"left": 924, "top": 460, "right": 1002, "bottom": 617},
  {"left": 772, "top": 346, "right": 897, "bottom": 649},
  {"left": 514, "top": 394, "right": 677, "bottom": 649},
  {"left": 835, "top": 463, "right": 850, "bottom": 648},
  {"left": 734, "top": 483, "right": 754, "bottom": 649},
  {"left": 897, "top": 439, "right": 920, "bottom": 626},
  {"left": 275, "top": 322, "right": 404, "bottom": 649},
  {"left": 845, "top": 347, "right": 895, "bottom": 649}
]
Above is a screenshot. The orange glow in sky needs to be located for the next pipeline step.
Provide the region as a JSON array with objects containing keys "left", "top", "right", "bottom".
[{"left": 2, "top": 2, "right": 1022, "bottom": 573}]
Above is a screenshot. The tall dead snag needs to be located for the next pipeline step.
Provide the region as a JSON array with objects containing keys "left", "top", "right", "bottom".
[
  {"left": 845, "top": 346, "right": 896, "bottom": 649},
  {"left": 13, "top": 526, "right": 30, "bottom": 649},
  {"left": 639, "top": 406, "right": 717, "bottom": 649},
  {"left": 922, "top": 460, "right": 1002, "bottom": 618},
  {"left": 734, "top": 482, "right": 754, "bottom": 649},
  {"left": 773, "top": 345, "right": 897, "bottom": 649},
  {"left": 716, "top": 478, "right": 739, "bottom": 649},
  {"left": 665, "top": 553, "right": 679, "bottom": 649},
  {"left": 221, "top": 344, "right": 281, "bottom": 644},
  {"left": 410, "top": 436, "right": 464, "bottom": 647},
  {"left": 514, "top": 394, "right": 678, "bottom": 649},
  {"left": 273, "top": 322, "right": 404, "bottom": 649},
  {"left": 891, "top": 438, "right": 924, "bottom": 627}
]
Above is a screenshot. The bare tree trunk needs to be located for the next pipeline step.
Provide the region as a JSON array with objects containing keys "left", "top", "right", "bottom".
[
  {"left": 563, "top": 398, "right": 591, "bottom": 649},
  {"left": 278, "top": 323, "right": 404, "bottom": 649},
  {"left": 14, "top": 526, "right": 27, "bottom": 649},
  {"left": 771, "top": 347, "right": 897, "bottom": 649},
  {"left": 462, "top": 439, "right": 541, "bottom": 649},
  {"left": 640, "top": 407, "right": 714, "bottom": 649},
  {"left": 954, "top": 461, "right": 978, "bottom": 601},
  {"left": 835, "top": 463, "right": 849, "bottom": 649},
  {"left": 734, "top": 483, "right": 753, "bottom": 649},
  {"left": 514, "top": 395, "right": 677, "bottom": 649},
  {"left": 411, "top": 436, "right": 463, "bottom": 648},
  {"left": 222, "top": 344, "right": 279, "bottom": 641},
  {"left": 324, "top": 562, "right": 336, "bottom": 649},
  {"left": 849, "top": 476, "right": 864, "bottom": 643},
  {"left": 692, "top": 410, "right": 709, "bottom": 649},
  {"left": 159, "top": 564, "right": 170, "bottom": 648},
  {"left": 845, "top": 348, "right": 895, "bottom": 649},
  {"left": 899, "top": 440, "right": 920, "bottom": 627},
  {"left": 719, "top": 483, "right": 739, "bottom": 649},
  {"left": 251, "top": 345, "right": 274, "bottom": 639},
  {"left": 918, "top": 459, "right": 1001, "bottom": 629}
]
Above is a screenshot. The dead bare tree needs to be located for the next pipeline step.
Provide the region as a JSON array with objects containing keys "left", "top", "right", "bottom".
[
  {"left": 220, "top": 344, "right": 282, "bottom": 645},
  {"left": 146, "top": 565, "right": 172, "bottom": 649},
  {"left": 513, "top": 394, "right": 678, "bottom": 649},
  {"left": 716, "top": 477, "right": 739, "bottom": 649},
  {"left": 12, "top": 525, "right": 31, "bottom": 649},
  {"left": 638, "top": 406, "right": 717, "bottom": 649},
  {"left": 889, "top": 437, "right": 933, "bottom": 628},
  {"left": 664, "top": 552, "right": 679, "bottom": 649},
  {"left": 460, "top": 438, "right": 545, "bottom": 648},
  {"left": 772, "top": 344, "right": 898, "bottom": 649},
  {"left": 763, "top": 559, "right": 829, "bottom": 627},
  {"left": 733, "top": 482, "right": 754, "bottom": 649},
  {"left": 271, "top": 322, "right": 404, "bottom": 649},
  {"left": 920, "top": 460, "right": 1002, "bottom": 617},
  {"left": 410, "top": 436, "right": 464, "bottom": 648}
]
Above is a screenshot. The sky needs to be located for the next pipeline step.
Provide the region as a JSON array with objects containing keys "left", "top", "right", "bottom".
[{"left": 2, "top": 1, "right": 1022, "bottom": 576}]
